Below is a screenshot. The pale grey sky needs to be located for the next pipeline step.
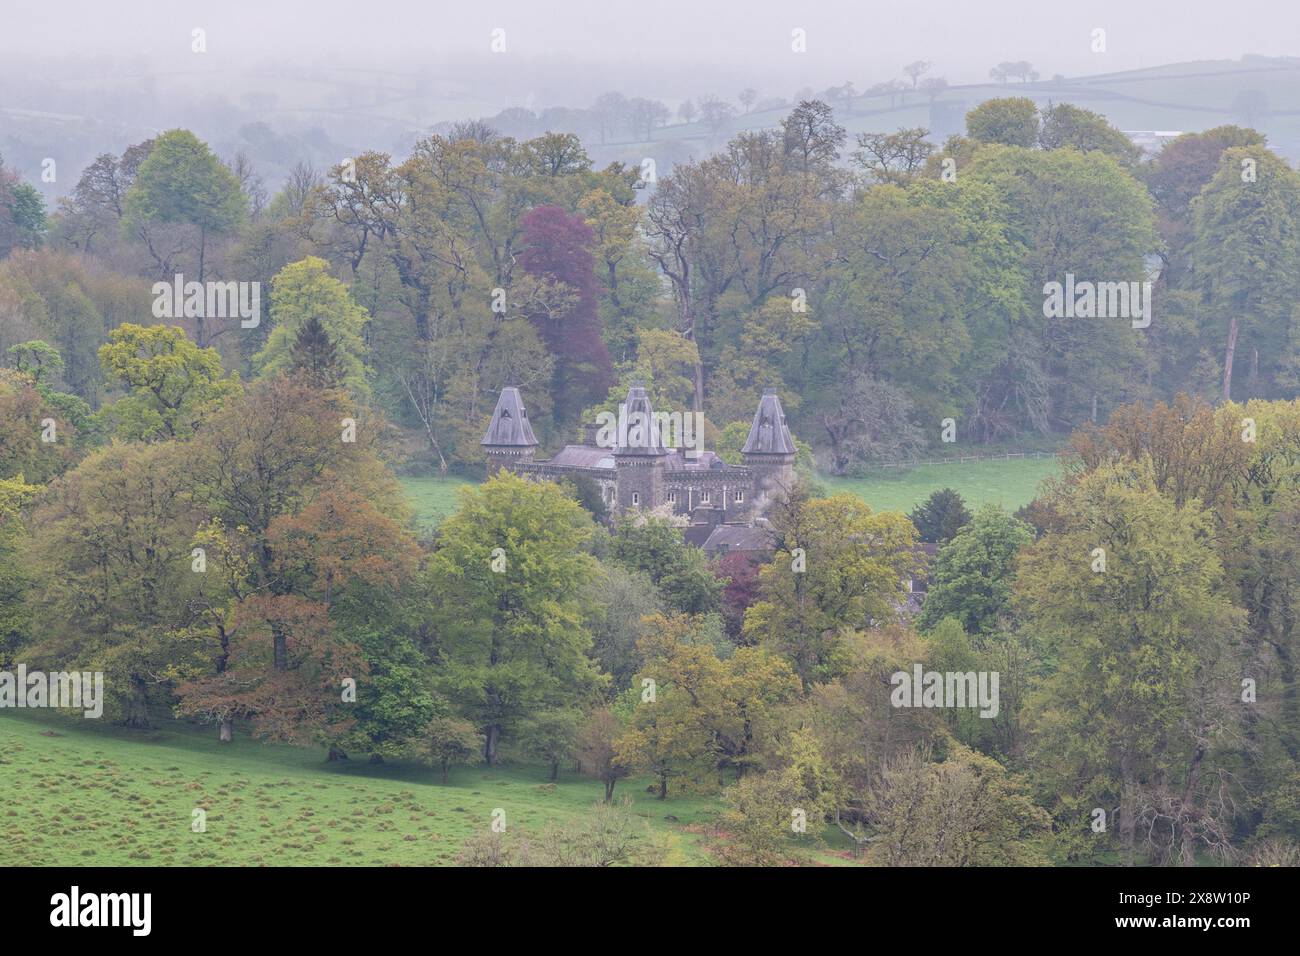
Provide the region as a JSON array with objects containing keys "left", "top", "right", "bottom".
[{"left": 4, "top": 0, "right": 1298, "bottom": 94}]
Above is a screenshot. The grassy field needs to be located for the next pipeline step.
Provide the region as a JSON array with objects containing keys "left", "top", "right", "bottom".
[
  {"left": 0, "top": 711, "right": 720, "bottom": 866},
  {"left": 820, "top": 455, "right": 1061, "bottom": 516},
  {"left": 398, "top": 475, "right": 474, "bottom": 530},
  {"left": 398, "top": 456, "right": 1061, "bottom": 528},
  {"left": 0, "top": 711, "right": 862, "bottom": 866}
]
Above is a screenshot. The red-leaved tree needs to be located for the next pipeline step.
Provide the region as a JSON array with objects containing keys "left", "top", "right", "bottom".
[{"left": 517, "top": 205, "right": 614, "bottom": 423}]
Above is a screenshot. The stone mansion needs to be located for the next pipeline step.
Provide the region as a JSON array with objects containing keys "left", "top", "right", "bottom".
[{"left": 481, "top": 383, "right": 796, "bottom": 547}]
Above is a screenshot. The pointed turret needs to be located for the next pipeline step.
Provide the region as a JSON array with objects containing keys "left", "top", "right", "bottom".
[
  {"left": 613, "top": 382, "right": 668, "bottom": 512},
  {"left": 743, "top": 388, "right": 796, "bottom": 511},
  {"left": 742, "top": 388, "right": 796, "bottom": 456},
  {"left": 616, "top": 383, "right": 668, "bottom": 456},
  {"left": 482, "top": 386, "right": 538, "bottom": 476}
]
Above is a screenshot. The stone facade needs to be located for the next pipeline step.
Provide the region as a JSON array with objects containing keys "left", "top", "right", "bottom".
[{"left": 481, "top": 384, "right": 796, "bottom": 536}]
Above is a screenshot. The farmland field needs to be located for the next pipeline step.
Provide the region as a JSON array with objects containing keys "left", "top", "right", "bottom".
[{"left": 820, "top": 455, "right": 1062, "bottom": 516}]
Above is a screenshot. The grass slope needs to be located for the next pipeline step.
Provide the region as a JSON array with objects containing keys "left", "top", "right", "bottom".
[
  {"left": 821, "top": 455, "right": 1060, "bottom": 516},
  {"left": 0, "top": 711, "right": 726, "bottom": 866},
  {"left": 398, "top": 475, "right": 473, "bottom": 530}
]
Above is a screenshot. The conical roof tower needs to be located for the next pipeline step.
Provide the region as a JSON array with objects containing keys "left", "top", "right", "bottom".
[{"left": 742, "top": 388, "right": 796, "bottom": 456}]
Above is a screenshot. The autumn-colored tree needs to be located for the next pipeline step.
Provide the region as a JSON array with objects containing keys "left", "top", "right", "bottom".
[
  {"left": 177, "top": 374, "right": 405, "bottom": 743},
  {"left": 0, "top": 368, "right": 79, "bottom": 484},
  {"left": 517, "top": 205, "right": 614, "bottom": 424},
  {"left": 619, "top": 612, "right": 799, "bottom": 795},
  {"left": 577, "top": 707, "right": 630, "bottom": 803},
  {"left": 712, "top": 551, "right": 762, "bottom": 641}
]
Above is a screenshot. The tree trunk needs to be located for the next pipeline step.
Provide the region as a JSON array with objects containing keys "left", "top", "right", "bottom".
[
  {"left": 604, "top": 778, "right": 616, "bottom": 803},
  {"left": 1274, "top": 638, "right": 1299, "bottom": 761},
  {"left": 126, "top": 677, "right": 151, "bottom": 728},
  {"left": 549, "top": 760, "right": 559, "bottom": 782},
  {"left": 327, "top": 746, "right": 348, "bottom": 761},
  {"left": 1179, "top": 747, "right": 1205, "bottom": 867},
  {"left": 657, "top": 775, "right": 667, "bottom": 800},
  {"left": 1119, "top": 749, "right": 1138, "bottom": 865},
  {"left": 484, "top": 725, "right": 500, "bottom": 765},
  {"left": 1222, "top": 315, "right": 1240, "bottom": 402},
  {"left": 441, "top": 759, "right": 449, "bottom": 785},
  {"left": 196, "top": 227, "right": 208, "bottom": 346},
  {"left": 272, "top": 620, "right": 288, "bottom": 672},
  {"left": 691, "top": 359, "right": 705, "bottom": 419},
  {"left": 219, "top": 719, "right": 232, "bottom": 743}
]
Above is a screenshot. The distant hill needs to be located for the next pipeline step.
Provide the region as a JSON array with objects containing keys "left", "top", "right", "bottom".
[
  {"left": 7, "top": 54, "right": 1300, "bottom": 202},
  {"left": 584, "top": 55, "right": 1300, "bottom": 172}
]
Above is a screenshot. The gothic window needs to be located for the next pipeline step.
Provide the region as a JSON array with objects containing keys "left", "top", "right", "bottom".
[
  {"left": 734, "top": 489, "right": 744, "bottom": 503},
  {"left": 701, "top": 490, "right": 710, "bottom": 503},
  {"left": 632, "top": 492, "right": 640, "bottom": 506}
]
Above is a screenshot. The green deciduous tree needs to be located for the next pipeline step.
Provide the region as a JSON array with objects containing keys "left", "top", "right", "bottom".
[
  {"left": 1017, "top": 465, "right": 1245, "bottom": 864},
  {"left": 745, "top": 489, "right": 919, "bottom": 686},
  {"left": 610, "top": 516, "right": 724, "bottom": 616},
  {"left": 1188, "top": 146, "right": 1300, "bottom": 401},
  {"left": 426, "top": 472, "right": 605, "bottom": 764},
  {"left": 122, "top": 130, "right": 246, "bottom": 296},
  {"left": 966, "top": 98, "right": 1039, "bottom": 147},
  {"left": 98, "top": 323, "right": 241, "bottom": 440},
  {"left": 256, "top": 256, "right": 370, "bottom": 400},
  {"left": 917, "top": 503, "right": 1033, "bottom": 638}
]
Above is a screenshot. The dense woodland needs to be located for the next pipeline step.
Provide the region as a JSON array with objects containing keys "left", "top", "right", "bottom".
[{"left": 1, "top": 98, "right": 1299, "bottom": 865}]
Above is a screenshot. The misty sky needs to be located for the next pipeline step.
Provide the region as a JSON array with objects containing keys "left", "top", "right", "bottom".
[{"left": 5, "top": 0, "right": 1299, "bottom": 100}]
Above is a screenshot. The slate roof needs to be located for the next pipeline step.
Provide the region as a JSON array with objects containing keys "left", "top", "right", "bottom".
[
  {"left": 742, "top": 388, "right": 796, "bottom": 455},
  {"left": 548, "top": 445, "right": 616, "bottom": 470},
  {"left": 700, "top": 524, "right": 776, "bottom": 556},
  {"left": 481, "top": 387, "right": 538, "bottom": 447}
]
